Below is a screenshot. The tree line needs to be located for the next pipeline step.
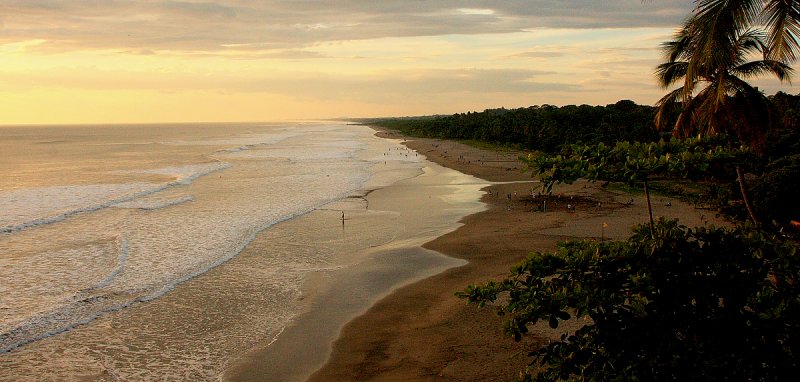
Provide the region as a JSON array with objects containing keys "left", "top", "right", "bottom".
[
  {"left": 369, "top": 0, "right": 800, "bottom": 378},
  {"left": 369, "top": 27, "right": 800, "bottom": 382},
  {"left": 367, "top": 92, "right": 800, "bottom": 154},
  {"left": 365, "top": 92, "right": 800, "bottom": 226},
  {"left": 366, "top": 100, "right": 658, "bottom": 153}
]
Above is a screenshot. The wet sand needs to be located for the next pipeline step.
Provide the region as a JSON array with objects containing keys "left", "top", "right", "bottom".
[
  {"left": 223, "top": 152, "right": 489, "bottom": 381},
  {"left": 0, "top": 127, "right": 486, "bottom": 381},
  {"left": 308, "top": 128, "right": 726, "bottom": 381}
]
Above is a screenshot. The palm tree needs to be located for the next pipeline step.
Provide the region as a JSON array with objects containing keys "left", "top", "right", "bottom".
[
  {"left": 654, "top": 17, "right": 793, "bottom": 223},
  {"left": 675, "top": 0, "right": 800, "bottom": 65}
]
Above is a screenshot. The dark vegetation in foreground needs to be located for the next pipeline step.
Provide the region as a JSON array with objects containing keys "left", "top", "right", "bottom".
[
  {"left": 460, "top": 219, "right": 800, "bottom": 381},
  {"left": 361, "top": 4, "right": 800, "bottom": 377},
  {"left": 365, "top": 101, "right": 800, "bottom": 380}
]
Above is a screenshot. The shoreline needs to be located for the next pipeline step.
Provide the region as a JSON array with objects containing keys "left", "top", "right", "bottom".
[
  {"left": 0, "top": 123, "right": 727, "bottom": 381},
  {"left": 308, "top": 127, "right": 726, "bottom": 381},
  {"left": 0, "top": 123, "right": 485, "bottom": 381},
  {"left": 223, "top": 134, "right": 489, "bottom": 381}
]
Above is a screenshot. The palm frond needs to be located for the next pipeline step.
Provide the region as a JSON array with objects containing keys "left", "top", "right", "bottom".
[
  {"left": 693, "top": 0, "right": 761, "bottom": 71},
  {"left": 734, "top": 59, "right": 794, "bottom": 82},
  {"left": 696, "top": 0, "right": 761, "bottom": 34},
  {"left": 733, "top": 28, "right": 768, "bottom": 63},
  {"left": 714, "top": 73, "right": 730, "bottom": 109},
  {"left": 674, "top": 92, "right": 707, "bottom": 138},
  {"left": 655, "top": 61, "right": 690, "bottom": 88},
  {"left": 654, "top": 0, "right": 794, "bottom": 150},
  {"left": 726, "top": 75, "right": 769, "bottom": 99},
  {"left": 661, "top": 24, "right": 695, "bottom": 62},
  {"left": 722, "top": 78, "right": 771, "bottom": 150},
  {"left": 763, "top": 0, "right": 800, "bottom": 62},
  {"left": 688, "top": 82, "right": 723, "bottom": 135},
  {"left": 654, "top": 87, "right": 686, "bottom": 130}
]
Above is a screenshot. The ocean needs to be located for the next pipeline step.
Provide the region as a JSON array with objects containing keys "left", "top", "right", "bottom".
[{"left": 0, "top": 122, "right": 486, "bottom": 380}]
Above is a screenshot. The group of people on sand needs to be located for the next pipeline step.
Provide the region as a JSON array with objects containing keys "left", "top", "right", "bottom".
[{"left": 383, "top": 146, "right": 416, "bottom": 160}]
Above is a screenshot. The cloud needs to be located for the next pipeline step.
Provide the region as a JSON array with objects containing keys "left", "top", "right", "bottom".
[
  {"left": 507, "top": 51, "right": 566, "bottom": 59},
  {"left": 1, "top": 66, "right": 573, "bottom": 99},
  {"left": 255, "top": 68, "right": 583, "bottom": 105},
  {"left": 456, "top": 8, "right": 496, "bottom": 16},
  {"left": 5, "top": 0, "right": 738, "bottom": 123},
  {"left": 0, "top": 1, "right": 693, "bottom": 53}
]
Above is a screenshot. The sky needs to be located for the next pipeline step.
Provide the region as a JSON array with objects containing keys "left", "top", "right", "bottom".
[{"left": 1, "top": 0, "right": 797, "bottom": 124}]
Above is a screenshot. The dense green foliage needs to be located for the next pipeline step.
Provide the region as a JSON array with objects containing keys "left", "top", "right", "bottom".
[
  {"left": 452, "top": 119, "right": 799, "bottom": 380},
  {"left": 429, "top": 96, "right": 800, "bottom": 379},
  {"left": 461, "top": 134, "right": 799, "bottom": 379},
  {"left": 459, "top": 220, "right": 800, "bottom": 381},
  {"left": 369, "top": 100, "right": 659, "bottom": 153},
  {"left": 442, "top": 1, "right": 800, "bottom": 379},
  {"left": 750, "top": 92, "right": 800, "bottom": 225},
  {"left": 521, "top": 136, "right": 753, "bottom": 231},
  {"left": 444, "top": 100, "right": 800, "bottom": 380},
  {"left": 653, "top": 3, "right": 793, "bottom": 223},
  {"left": 752, "top": 124, "right": 800, "bottom": 225},
  {"left": 366, "top": 92, "right": 800, "bottom": 223},
  {"left": 524, "top": 136, "right": 751, "bottom": 192}
]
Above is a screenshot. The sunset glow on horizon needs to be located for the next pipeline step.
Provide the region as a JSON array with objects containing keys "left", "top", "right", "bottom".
[{"left": 1, "top": 1, "right": 797, "bottom": 125}]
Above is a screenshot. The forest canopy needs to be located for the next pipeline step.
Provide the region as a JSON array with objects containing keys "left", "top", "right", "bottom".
[{"left": 364, "top": 92, "right": 800, "bottom": 155}]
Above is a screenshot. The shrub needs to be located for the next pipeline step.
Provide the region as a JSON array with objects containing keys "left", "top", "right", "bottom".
[{"left": 459, "top": 219, "right": 800, "bottom": 381}]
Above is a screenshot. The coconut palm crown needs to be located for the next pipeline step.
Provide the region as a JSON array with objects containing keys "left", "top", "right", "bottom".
[
  {"left": 654, "top": 5, "right": 794, "bottom": 223},
  {"left": 654, "top": 17, "right": 793, "bottom": 150},
  {"left": 682, "top": 0, "right": 800, "bottom": 64}
]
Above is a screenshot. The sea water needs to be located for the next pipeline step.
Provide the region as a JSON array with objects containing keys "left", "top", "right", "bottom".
[{"left": 0, "top": 122, "right": 485, "bottom": 380}]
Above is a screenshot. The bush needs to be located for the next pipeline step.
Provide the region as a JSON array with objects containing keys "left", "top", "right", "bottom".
[
  {"left": 751, "top": 154, "right": 800, "bottom": 226},
  {"left": 459, "top": 219, "right": 800, "bottom": 381}
]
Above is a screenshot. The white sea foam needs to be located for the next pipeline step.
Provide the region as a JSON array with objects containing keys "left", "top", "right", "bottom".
[
  {"left": 89, "top": 237, "right": 128, "bottom": 291},
  {"left": 0, "top": 163, "right": 228, "bottom": 234},
  {"left": 134, "top": 161, "right": 231, "bottom": 185},
  {"left": 169, "top": 130, "right": 300, "bottom": 148},
  {"left": 112, "top": 195, "right": 193, "bottom": 210},
  {"left": 0, "top": 184, "right": 155, "bottom": 234},
  {"left": 218, "top": 145, "right": 357, "bottom": 161},
  {"left": 0, "top": 171, "right": 367, "bottom": 353},
  {"left": 0, "top": 123, "right": 431, "bottom": 378}
]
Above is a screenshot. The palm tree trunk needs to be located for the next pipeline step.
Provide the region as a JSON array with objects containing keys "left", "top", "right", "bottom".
[
  {"left": 644, "top": 179, "right": 655, "bottom": 235},
  {"left": 736, "top": 165, "right": 759, "bottom": 224}
]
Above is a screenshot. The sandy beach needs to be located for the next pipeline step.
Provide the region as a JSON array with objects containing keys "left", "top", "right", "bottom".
[
  {"left": 0, "top": 124, "right": 487, "bottom": 381},
  {"left": 0, "top": 125, "right": 723, "bottom": 381},
  {"left": 223, "top": 139, "right": 489, "bottom": 381},
  {"left": 308, "top": 128, "right": 725, "bottom": 381}
]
